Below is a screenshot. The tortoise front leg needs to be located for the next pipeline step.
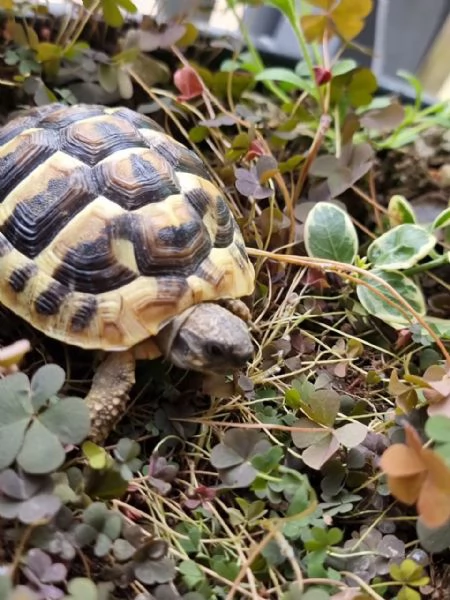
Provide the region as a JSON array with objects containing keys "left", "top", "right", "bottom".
[
  {"left": 218, "top": 298, "right": 252, "bottom": 323},
  {"left": 85, "top": 350, "right": 136, "bottom": 443}
]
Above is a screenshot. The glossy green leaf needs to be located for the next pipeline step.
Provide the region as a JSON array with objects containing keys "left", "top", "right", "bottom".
[
  {"left": 304, "top": 201, "right": 358, "bottom": 264},
  {"left": 356, "top": 268, "right": 426, "bottom": 327},
  {"left": 367, "top": 224, "right": 436, "bottom": 270},
  {"left": 116, "top": 0, "right": 137, "bottom": 12},
  {"left": 397, "top": 588, "right": 421, "bottom": 600},
  {"left": 188, "top": 125, "right": 209, "bottom": 143},
  {"left": 36, "top": 42, "right": 62, "bottom": 62},
  {"left": 100, "top": 0, "right": 122, "bottom": 26}
]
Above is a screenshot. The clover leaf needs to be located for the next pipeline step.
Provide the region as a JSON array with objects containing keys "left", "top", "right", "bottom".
[
  {"left": 113, "top": 438, "right": 143, "bottom": 481},
  {"left": 210, "top": 430, "right": 272, "bottom": 487},
  {"left": 112, "top": 522, "right": 176, "bottom": 586},
  {"left": 73, "top": 502, "right": 122, "bottom": 557},
  {"left": 146, "top": 455, "right": 179, "bottom": 496},
  {"left": 22, "top": 548, "right": 67, "bottom": 600},
  {"left": 0, "top": 365, "right": 90, "bottom": 474},
  {"left": 0, "top": 469, "right": 61, "bottom": 523}
]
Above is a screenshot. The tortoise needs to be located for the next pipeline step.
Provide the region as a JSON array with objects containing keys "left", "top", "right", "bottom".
[{"left": 0, "top": 102, "right": 255, "bottom": 442}]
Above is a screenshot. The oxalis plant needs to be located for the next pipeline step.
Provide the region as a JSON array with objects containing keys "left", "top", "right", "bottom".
[{"left": 0, "top": 362, "right": 176, "bottom": 598}]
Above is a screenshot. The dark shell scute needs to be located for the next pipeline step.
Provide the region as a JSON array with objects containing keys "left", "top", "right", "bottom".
[
  {"left": 158, "top": 221, "right": 202, "bottom": 250},
  {"left": 52, "top": 234, "right": 138, "bottom": 294},
  {"left": 185, "top": 188, "right": 210, "bottom": 217},
  {"left": 70, "top": 296, "right": 98, "bottom": 332},
  {"left": 8, "top": 263, "right": 38, "bottom": 292},
  {"left": 0, "top": 104, "right": 61, "bottom": 145},
  {"left": 150, "top": 139, "right": 210, "bottom": 179},
  {"left": 59, "top": 117, "right": 148, "bottom": 167},
  {"left": 1, "top": 167, "right": 96, "bottom": 258},
  {"left": 39, "top": 104, "right": 106, "bottom": 129},
  {"left": 93, "top": 152, "right": 180, "bottom": 211},
  {"left": 0, "top": 129, "right": 60, "bottom": 203},
  {"left": 111, "top": 213, "right": 211, "bottom": 278},
  {"left": 111, "top": 107, "right": 165, "bottom": 133},
  {"left": 34, "top": 281, "right": 67, "bottom": 315},
  {"left": 213, "top": 195, "right": 235, "bottom": 248}
]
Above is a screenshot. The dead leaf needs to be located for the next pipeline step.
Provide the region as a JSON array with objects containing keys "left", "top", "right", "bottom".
[
  {"left": 379, "top": 422, "right": 450, "bottom": 527},
  {"left": 420, "top": 365, "right": 450, "bottom": 417},
  {"left": 388, "top": 369, "right": 419, "bottom": 412},
  {"left": 334, "top": 361, "right": 347, "bottom": 378}
]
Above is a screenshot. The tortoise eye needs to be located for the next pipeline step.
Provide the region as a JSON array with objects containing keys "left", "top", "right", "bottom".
[{"left": 206, "top": 343, "right": 223, "bottom": 358}]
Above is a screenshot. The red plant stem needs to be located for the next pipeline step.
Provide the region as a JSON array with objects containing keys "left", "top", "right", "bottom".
[{"left": 293, "top": 114, "right": 332, "bottom": 203}]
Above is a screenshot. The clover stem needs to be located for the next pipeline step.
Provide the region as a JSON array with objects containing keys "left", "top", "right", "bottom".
[
  {"left": 403, "top": 253, "right": 450, "bottom": 276},
  {"left": 255, "top": 471, "right": 282, "bottom": 483},
  {"left": 10, "top": 520, "right": 45, "bottom": 579}
]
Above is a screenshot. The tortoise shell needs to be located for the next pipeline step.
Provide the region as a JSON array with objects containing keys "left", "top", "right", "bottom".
[{"left": 0, "top": 103, "right": 255, "bottom": 351}]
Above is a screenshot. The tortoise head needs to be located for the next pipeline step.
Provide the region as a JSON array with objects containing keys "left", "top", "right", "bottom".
[{"left": 155, "top": 302, "right": 254, "bottom": 374}]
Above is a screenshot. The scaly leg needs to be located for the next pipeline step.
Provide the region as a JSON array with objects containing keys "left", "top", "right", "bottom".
[
  {"left": 84, "top": 350, "right": 136, "bottom": 443},
  {"left": 218, "top": 298, "right": 252, "bottom": 323}
]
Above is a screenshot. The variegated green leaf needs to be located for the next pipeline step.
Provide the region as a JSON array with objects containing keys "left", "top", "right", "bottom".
[
  {"left": 367, "top": 224, "right": 436, "bottom": 270},
  {"left": 304, "top": 201, "right": 358, "bottom": 264},
  {"left": 356, "top": 268, "right": 426, "bottom": 327}
]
